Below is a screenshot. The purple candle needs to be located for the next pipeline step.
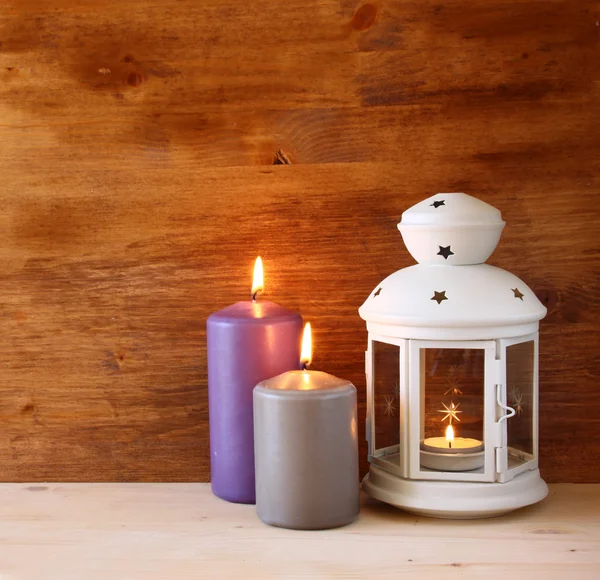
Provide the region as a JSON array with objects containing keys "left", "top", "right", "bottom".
[{"left": 207, "top": 258, "right": 303, "bottom": 504}]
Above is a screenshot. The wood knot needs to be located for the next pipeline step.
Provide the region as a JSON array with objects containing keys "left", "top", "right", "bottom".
[
  {"left": 273, "top": 149, "right": 292, "bottom": 165},
  {"left": 351, "top": 4, "right": 378, "bottom": 31},
  {"left": 127, "top": 71, "right": 144, "bottom": 87},
  {"left": 104, "top": 351, "right": 124, "bottom": 371}
]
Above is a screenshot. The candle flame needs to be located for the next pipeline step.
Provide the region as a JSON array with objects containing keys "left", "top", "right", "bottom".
[
  {"left": 251, "top": 257, "right": 264, "bottom": 300},
  {"left": 445, "top": 424, "right": 455, "bottom": 443},
  {"left": 300, "top": 322, "right": 312, "bottom": 367}
]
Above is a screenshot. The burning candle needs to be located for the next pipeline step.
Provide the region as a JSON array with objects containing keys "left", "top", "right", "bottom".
[
  {"left": 253, "top": 323, "right": 360, "bottom": 529},
  {"left": 423, "top": 425, "right": 483, "bottom": 453},
  {"left": 207, "top": 257, "right": 303, "bottom": 504},
  {"left": 420, "top": 425, "right": 484, "bottom": 472}
]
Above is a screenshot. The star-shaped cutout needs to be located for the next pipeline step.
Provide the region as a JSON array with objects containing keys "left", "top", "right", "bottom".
[
  {"left": 437, "top": 245, "right": 454, "bottom": 260},
  {"left": 430, "top": 200, "right": 445, "bottom": 208},
  {"left": 373, "top": 287, "right": 382, "bottom": 297},
  {"left": 431, "top": 290, "right": 448, "bottom": 304},
  {"left": 512, "top": 288, "right": 524, "bottom": 301},
  {"left": 437, "top": 401, "right": 462, "bottom": 424}
]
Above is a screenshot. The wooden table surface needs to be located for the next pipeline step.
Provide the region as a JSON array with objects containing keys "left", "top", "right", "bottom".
[{"left": 0, "top": 483, "right": 598, "bottom": 579}]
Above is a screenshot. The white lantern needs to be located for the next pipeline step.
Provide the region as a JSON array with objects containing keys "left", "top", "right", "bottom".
[{"left": 358, "top": 193, "right": 548, "bottom": 519}]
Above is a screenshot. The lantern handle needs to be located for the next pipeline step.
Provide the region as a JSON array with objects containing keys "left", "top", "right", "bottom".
[{"left": 496, "top": 384, "right": 516, "bottom": 424}]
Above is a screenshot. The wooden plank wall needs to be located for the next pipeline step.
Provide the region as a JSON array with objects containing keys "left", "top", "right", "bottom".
[{"left": 0, "top": 0, "right": 598, "bottom": 482}]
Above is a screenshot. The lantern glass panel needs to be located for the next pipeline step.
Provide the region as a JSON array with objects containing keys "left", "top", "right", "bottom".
[
  {"left": 506, "top": 340, "right": 535, "bottom": 465},
  {"left": 419, "top": 348, "right": 485, "bottom": 473},
  {"left": 372, "top": 341, "right": 400, "bottom": 457}
]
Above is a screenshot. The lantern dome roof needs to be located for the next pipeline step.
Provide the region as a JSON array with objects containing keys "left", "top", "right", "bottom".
[
  {"left": 359, "top": 193, "right": 547, "bottom": 340},
  {"left": 359, "top": 263, "right": 546, "bottom": 339}
]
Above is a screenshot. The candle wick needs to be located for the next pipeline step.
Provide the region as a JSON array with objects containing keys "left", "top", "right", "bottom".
[
  {"left": 251, "top": 290, "right": 260, "bottom": 302},
  {"left": 449, "top": 441, "right": 452, "bottom": 449},
  {"left": 301, "top": 361, "right": 309, "bottom": 371}
]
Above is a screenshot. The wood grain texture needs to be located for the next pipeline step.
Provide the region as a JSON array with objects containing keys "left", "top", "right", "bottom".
[
  {"left": 0, "top": 483, "right": 598, "bottom": 578},
  {"left": 0, "top": 0, "right": 598, "bottom": 482}
]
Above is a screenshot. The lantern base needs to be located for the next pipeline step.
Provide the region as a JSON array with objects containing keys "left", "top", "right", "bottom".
[{"left": 362, "top": 465, "right": 548, "bottom": 519}]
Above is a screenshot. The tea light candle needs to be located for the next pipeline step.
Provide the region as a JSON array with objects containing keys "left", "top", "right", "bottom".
[
  {"left": 207, "top": 258, "right": 302, "bottom": 504},
  {"left": 420, "top": 425, "right": 485, "bottom": 472},
  {"left": 253, "top": 324, "right": 360, "bottom": 530}
]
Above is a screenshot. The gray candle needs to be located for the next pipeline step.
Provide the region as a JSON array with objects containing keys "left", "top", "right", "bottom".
[{"left": 253, "top": 369, "right": 360, "bottom": 530}]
